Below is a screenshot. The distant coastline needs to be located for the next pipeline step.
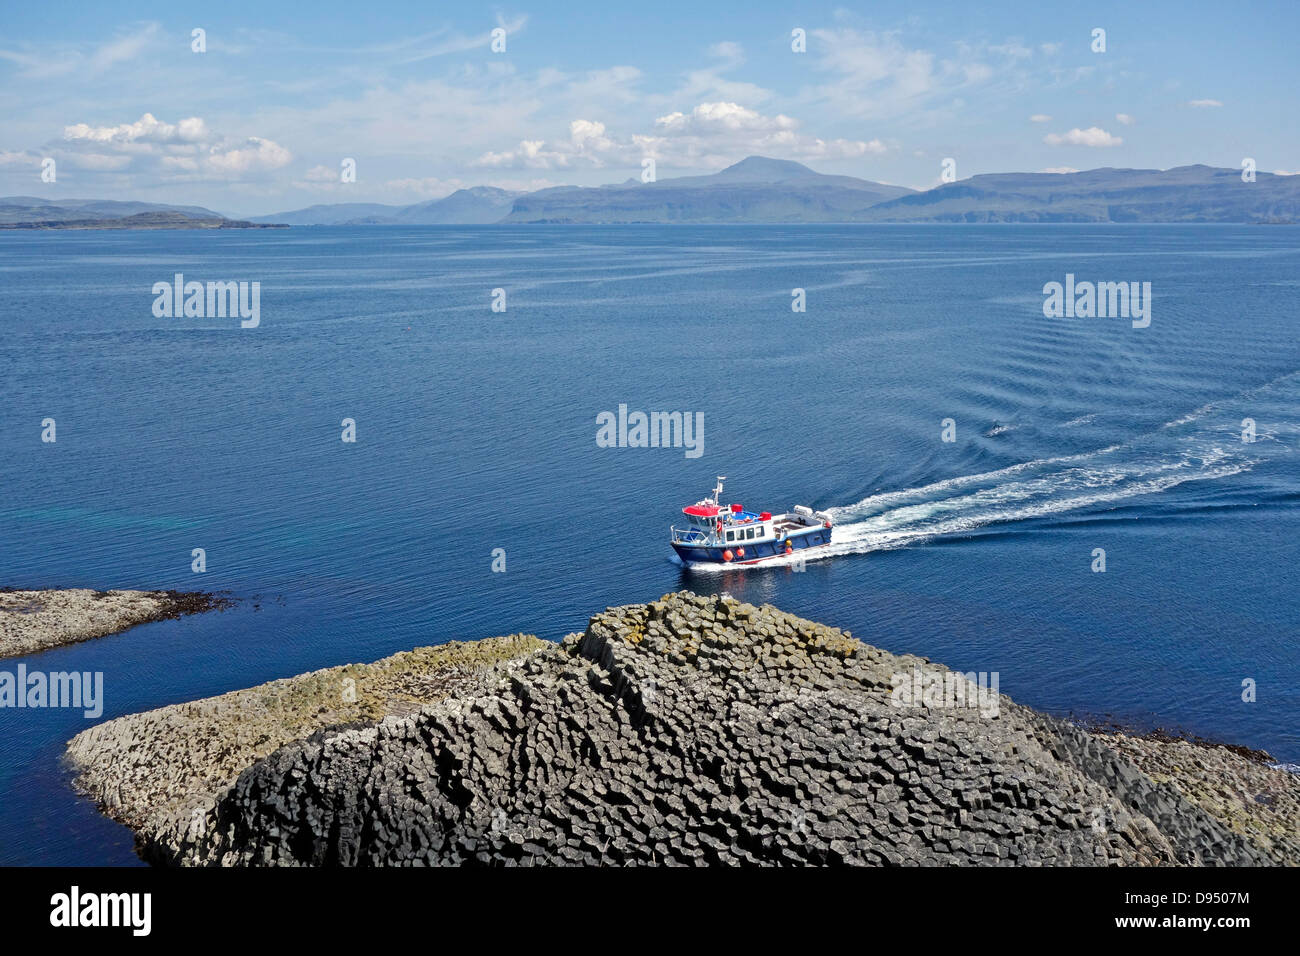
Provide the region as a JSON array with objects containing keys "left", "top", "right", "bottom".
[
  {"left": 0, "top": 212, "right": 286, "bottom": 231},
  {"left": 8, "top": 157, "right": 1300, "bottom": 230}
]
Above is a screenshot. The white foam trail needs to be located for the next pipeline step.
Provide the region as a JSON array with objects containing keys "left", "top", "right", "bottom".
[
  {"left": 686, "top": 372, "right": 1297, "bottom": 574},
  {"left": 698, "top": 412, "right": 1287, "bottom": 574},
  {"left": 829, "top": 443, "right": 1126, "bottom": 521},
  {"left": 824, "top": 460, "right": 1251, "bottom": 559},
  {"left": 689, "top": 457, "right": 1254, "bottom": 574}
]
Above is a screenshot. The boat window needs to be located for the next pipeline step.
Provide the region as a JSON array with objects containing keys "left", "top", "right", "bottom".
[
  {"left": 745, "top": 528, "right": 755, "bottom": 540},
  {"left": 726, "top": 530, "right": 735, "bottom": 542}
]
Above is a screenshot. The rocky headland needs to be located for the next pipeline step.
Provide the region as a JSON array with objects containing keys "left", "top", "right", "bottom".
[
  {"left": 66, "top": 591, "right": 1298, "bottom": 866},
  {"left": 0, "top": 211, "right": 285, "bottom": 229},
  {"left": 1, "top": 588, "right": 232, "bottom": 659}
]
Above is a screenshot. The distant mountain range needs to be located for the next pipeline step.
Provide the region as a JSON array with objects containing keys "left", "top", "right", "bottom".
[
  {"left": 6, "top": 157, "right": 1299, "bottom": 228},
  {"left": 250, "top": 186, "right": 519, "bottom": 225},
  {"left": 855, "top": 165, "right": 1300, "bottom": 223},
  {"left": 243, "top": 157, "right": 1300, "bottom": 224},
  {"left": 504, "top": 156, "right": 916, "bottom": 223}
]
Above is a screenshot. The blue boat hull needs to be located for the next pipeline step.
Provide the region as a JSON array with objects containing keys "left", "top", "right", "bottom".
[{"left": 671, "top": 524, "right": 832, "bottom": 566}]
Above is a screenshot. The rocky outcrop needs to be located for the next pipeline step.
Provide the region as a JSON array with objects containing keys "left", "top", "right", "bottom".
[
  {"left": 68, "top": 592, "right": 1297, "bottom": 866},
  {"left": 66, "top": 634, "right": 544, "bottom": 862},
  {"left": 0, "top": 588, "right": 232, "bottom": 659},
  {"left": 1094, "top": 731, "right": 1300, "bottom": 865}
]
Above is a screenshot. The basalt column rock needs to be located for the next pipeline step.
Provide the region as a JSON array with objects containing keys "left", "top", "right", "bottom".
[{"left": 145, "top": 593, "right": 1285, "bottom": 866}]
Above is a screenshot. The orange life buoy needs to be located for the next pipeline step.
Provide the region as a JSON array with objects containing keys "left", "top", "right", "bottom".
[
  {"left": 723, "top": 549, "right": 733, "bottom": 562},
  {"left": 737, "top": 547, "right": 745, "bottom": 558}
]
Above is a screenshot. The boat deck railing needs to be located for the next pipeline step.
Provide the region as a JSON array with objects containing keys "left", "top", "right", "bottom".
[
  {"left": 673, "top": 509, "right": 824, "bottom": 546},
  {"left": 670, "top": 526, "right": 713, "bottom": 545}
]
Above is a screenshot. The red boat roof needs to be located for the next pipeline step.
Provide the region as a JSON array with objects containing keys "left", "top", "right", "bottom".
[{"left": 683, "top": 504, "right": 720, "bottom": 516}]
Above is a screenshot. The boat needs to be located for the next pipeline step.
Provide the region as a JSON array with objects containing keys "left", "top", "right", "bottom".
[{"left": 669, "top": 476, "right": 833, "bottom": 566}]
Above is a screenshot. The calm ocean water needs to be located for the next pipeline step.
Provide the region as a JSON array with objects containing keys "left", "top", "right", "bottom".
[{"left": 0, "top": 224, "right": 1296, "bottom": 865}]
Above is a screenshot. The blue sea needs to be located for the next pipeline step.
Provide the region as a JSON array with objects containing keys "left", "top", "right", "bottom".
[{"left": 1, "top": 224, "right": 1296, "bottom": 865}]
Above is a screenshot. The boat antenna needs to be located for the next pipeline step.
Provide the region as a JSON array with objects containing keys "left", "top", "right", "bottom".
[{"left": 712, "top": 475, "right": 725, "bottom": 505}]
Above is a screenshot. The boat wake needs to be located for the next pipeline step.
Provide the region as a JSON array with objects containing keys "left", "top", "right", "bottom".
[{"left": 691, "top": 371, "right": 1297, "bottom": 572}]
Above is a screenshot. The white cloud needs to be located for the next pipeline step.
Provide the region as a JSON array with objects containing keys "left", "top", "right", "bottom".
[
  {"left": 474, "top": 121, "right": 616, "bottom": 170},
  {"left": 1029, "top": 114, "right": 1052, "bottom": 123},
  {"left": 0, "top": 149, "right": 40, "bottom": 167},
  {"left": 1040, "top": 166, "right": 1078, "bottom": 174},
  {"left": 807, "top": 29, "right": 944, "bottom": 119},
  {"left": 800, "top": 29, "right": 1040, "bottom": 124},
  {"left": 473, "top": 102, "right": 887, "bottom": 171},
  {"left": 988, "top": 42, "right": 1033, "bottom": 59},
  {"left": 655, "top": 102, "right": 796, "bottom": 135},
  {"left": 1044, "top": 126, "right": 1122, "bottom": 147},
  {"left": 1187, "top": 99, "right": 1223, "bottom": 108},
  {"left": 795, "top": 137, "right": 887, "bottom": 159},
  {"left": 0, "top": 22, "right": 159, "bottom": 79},
  {"left": 65, "top": 152, "right": 133, "bottom": 171},
  {"left": 669, "top": 41, "right": 769, "bottom": 106},
  {"left": 88, "top": 23, "right": 160, "bottom": 72},
  {"left": 64, "top": 113, "right": 209, "bottom": 145},
  {"left": 203, "top": 137, "right": 292, "bottom": 174},
  {"left": 1274, "top": 170, "right": 1300, "bottom": 176},
  {"left": 378, "top": 177, "right": 464, "bottom": 198},
  {"left": 378, "top": 175, "right": 557, "bottom": 198},
  {"left": 1115, "top": 113, "right": 1135, "bottom": 125},
  {"left": 54, "top": 112, "right": 291, "bottom": 180},
  {"left": 391, "top": 14, "right": 529, "bottom": 64},
  {"left": 708, "top": 41, "right": 744, "bottom": 62}
]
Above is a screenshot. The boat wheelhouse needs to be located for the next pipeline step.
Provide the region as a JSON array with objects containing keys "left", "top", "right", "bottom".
[{"left": 670, "top": 476, "right": 833, "bottom": 566}]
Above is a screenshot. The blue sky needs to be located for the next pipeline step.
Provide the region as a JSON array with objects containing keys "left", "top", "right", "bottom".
[{"left": 2, "top": 0, "right": 1297, "bottom": 216}]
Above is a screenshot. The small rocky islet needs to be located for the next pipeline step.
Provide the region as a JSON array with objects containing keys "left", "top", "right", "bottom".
[
  {"left": 0, "top": 588, "right": 233, "bottom": 660},
  {"left": 65, "top": 591, "right": 1298, "bottom": 866}
]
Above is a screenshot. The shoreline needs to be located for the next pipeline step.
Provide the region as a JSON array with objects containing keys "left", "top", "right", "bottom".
[
  {"left": 66, "top": 591, "right": 1298, "bottom": 867},
  {"left": 0, "top": 588, "right": 234, "bottom": 660}
]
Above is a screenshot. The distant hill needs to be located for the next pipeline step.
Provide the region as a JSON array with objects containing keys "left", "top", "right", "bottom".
[
  {"left": 0, "top": 210, "right": 284, "bottom": 230},
  {"left": 389, "top": 187, "right": 520, "bottom": 224},
  {"left": 855, "top": 165, "right": 1300, "bottom": 222},
  {"left": 504, "top": 156, "right": 915, "bottom": 223},
  {"left": 0, "top": 197, "right": 227, "bottom": 224},
  {"left": 252, "top": 187, "right": 519, "bottom": 225},
  {"left": 249, "top": 202, "right": 405, "bottom": 225}
]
